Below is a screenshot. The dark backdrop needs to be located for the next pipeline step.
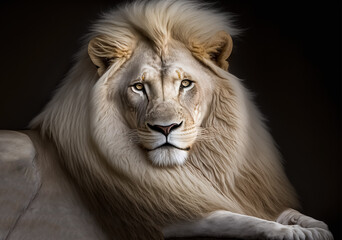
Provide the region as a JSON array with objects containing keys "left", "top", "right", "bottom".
[{"left": 0, "top": 1, "right": 340, "bottom": 239}]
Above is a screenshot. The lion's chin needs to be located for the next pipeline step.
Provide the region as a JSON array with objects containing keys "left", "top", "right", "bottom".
[{"left": 147, "top": 147, "right": 188, "bottom": 167}]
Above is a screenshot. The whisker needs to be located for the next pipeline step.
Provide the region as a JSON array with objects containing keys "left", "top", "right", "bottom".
[
  {"left": 196, "top": 127, "right": 237, "bottom": 143},
  {"left": 139, "top": 137, "right": 160, "bottom": 142},
  {"left": 137, "top": 129, "right": 151, "bottom": 134},
  {"left": 196, "top": 127, "right": 218, "bottom": 142},
  {"left": 125, "top": 129, "right": 140, "bottom": 143},
  {"left": 128, "top": 126, "right": 238, "bottom": 145},
  {"left": 182, "top": 127, "right": 196, "bottom": 131}
]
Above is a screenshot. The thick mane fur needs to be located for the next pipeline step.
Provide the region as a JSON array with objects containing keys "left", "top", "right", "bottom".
[
  {"left": 30, "top": 1, "right": 298, "bottom": 239},
  {"left": 91, "top": 0, "right": 239, "bottom": 55}
]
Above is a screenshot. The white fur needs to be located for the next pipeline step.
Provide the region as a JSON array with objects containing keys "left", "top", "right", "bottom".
[
  {"left": 163, "top": 209, "right": 334, "bottom": 240},
  {"left": 163, "top": 209, "right": 333, "bottom": 240},
  {"left": 29, "top": 1, "right": 334, "bottom": 239},
  {"left": 148, "top": 147, "right": 188, "bottom": 166}
]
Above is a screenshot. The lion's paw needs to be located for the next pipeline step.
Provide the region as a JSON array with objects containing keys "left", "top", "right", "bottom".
[
  {"left": 265, "top": 224, "right": 333, "bottom": 240},
  {"left": 277, "top": 209, "right": 329, "bottom": 230},
  {"left": 264, "top": 225, "right": 306, "bottom": 240}
]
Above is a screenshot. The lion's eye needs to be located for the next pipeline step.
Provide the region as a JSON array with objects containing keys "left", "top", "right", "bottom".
[
  {"left": 133, "top": 83, "right": 144, "bottom": 91},
  {"left": 180, "top": 79, "right": 192, "bottom": 88}
]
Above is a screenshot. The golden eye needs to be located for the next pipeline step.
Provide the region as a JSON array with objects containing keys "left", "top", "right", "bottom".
[
  {"left": 181, "top": 79, "right": 192, "bottom": 88},
  {"left": 133, "top": 83, "right": 144, "bottom": 91}
]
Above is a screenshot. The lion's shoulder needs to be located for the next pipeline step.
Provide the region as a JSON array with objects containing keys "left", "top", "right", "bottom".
[
  {"left": 0, "top": 131, "right": 108, "bottom": 239},
  {"left": 0, "top": 130, "right": 38, "bottom": 239},
  {"left": 0, "top": 130, "right": 36, "bottom": 164}
]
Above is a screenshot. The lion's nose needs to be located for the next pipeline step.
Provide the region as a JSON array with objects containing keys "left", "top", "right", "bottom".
[{"left": 147, "top": 122, "right": 182, "bottom": 136}]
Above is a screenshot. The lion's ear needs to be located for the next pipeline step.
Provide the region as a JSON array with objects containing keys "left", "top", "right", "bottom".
[
  {"left": 88, "top": 35, "right": 131, "bottom": 76},
  {"left": 192, "top": 31, "right": 233, "bottom": 71}
]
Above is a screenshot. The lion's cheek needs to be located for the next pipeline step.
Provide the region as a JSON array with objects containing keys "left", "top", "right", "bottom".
[{"left": 193, "top": 105, "right": 202, "bottom": 125}]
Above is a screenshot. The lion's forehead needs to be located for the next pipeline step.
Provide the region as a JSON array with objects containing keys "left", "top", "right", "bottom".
[
  {"left": 137, "top": 66, "right": 185, "bottom": 84},
  {"left": 129, "top": 42, "right": 198, "bottom": 84}
]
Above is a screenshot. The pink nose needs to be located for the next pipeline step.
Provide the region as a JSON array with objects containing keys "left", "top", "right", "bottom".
[{"left": 147, "top": 122, "right": 182, "bottom": 136}]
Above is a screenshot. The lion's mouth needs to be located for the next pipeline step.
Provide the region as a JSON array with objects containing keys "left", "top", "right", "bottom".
[{"left": 148, "top": 142, "right": 190, "bottom": 151}]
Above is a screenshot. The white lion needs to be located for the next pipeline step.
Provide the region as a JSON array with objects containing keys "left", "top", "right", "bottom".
[{"left": 1, "top": 0, "right": 333, "bottom": 239}]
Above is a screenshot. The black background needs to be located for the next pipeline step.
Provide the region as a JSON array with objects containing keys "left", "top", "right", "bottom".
[{"left": 0, "top": 1, "right": 340, "bottom": 239}]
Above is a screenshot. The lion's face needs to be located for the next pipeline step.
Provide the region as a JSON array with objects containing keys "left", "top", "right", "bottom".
[
  {"left": 88, "top": 27, "right": 232, "bottom": 167},
  {"left": 112, "top": 41, "right": 214, "bottom": 166}
]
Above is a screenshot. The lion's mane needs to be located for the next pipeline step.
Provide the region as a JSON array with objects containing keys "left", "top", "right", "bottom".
[{"left": 30, "top": 1, "right": 298, "bottom": 239}]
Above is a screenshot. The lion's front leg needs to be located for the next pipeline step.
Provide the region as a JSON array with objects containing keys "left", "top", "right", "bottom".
[
  {"left": 163, "top": 210, "right": 333, "bottom": 240},
  {"left": 277, "top": 208, "right": 333, "bottom": 239}
]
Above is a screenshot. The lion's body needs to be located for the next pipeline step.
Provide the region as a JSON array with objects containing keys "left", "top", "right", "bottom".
[{"left": 23, "top": 1, "right": 334, "bottom": 239}]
